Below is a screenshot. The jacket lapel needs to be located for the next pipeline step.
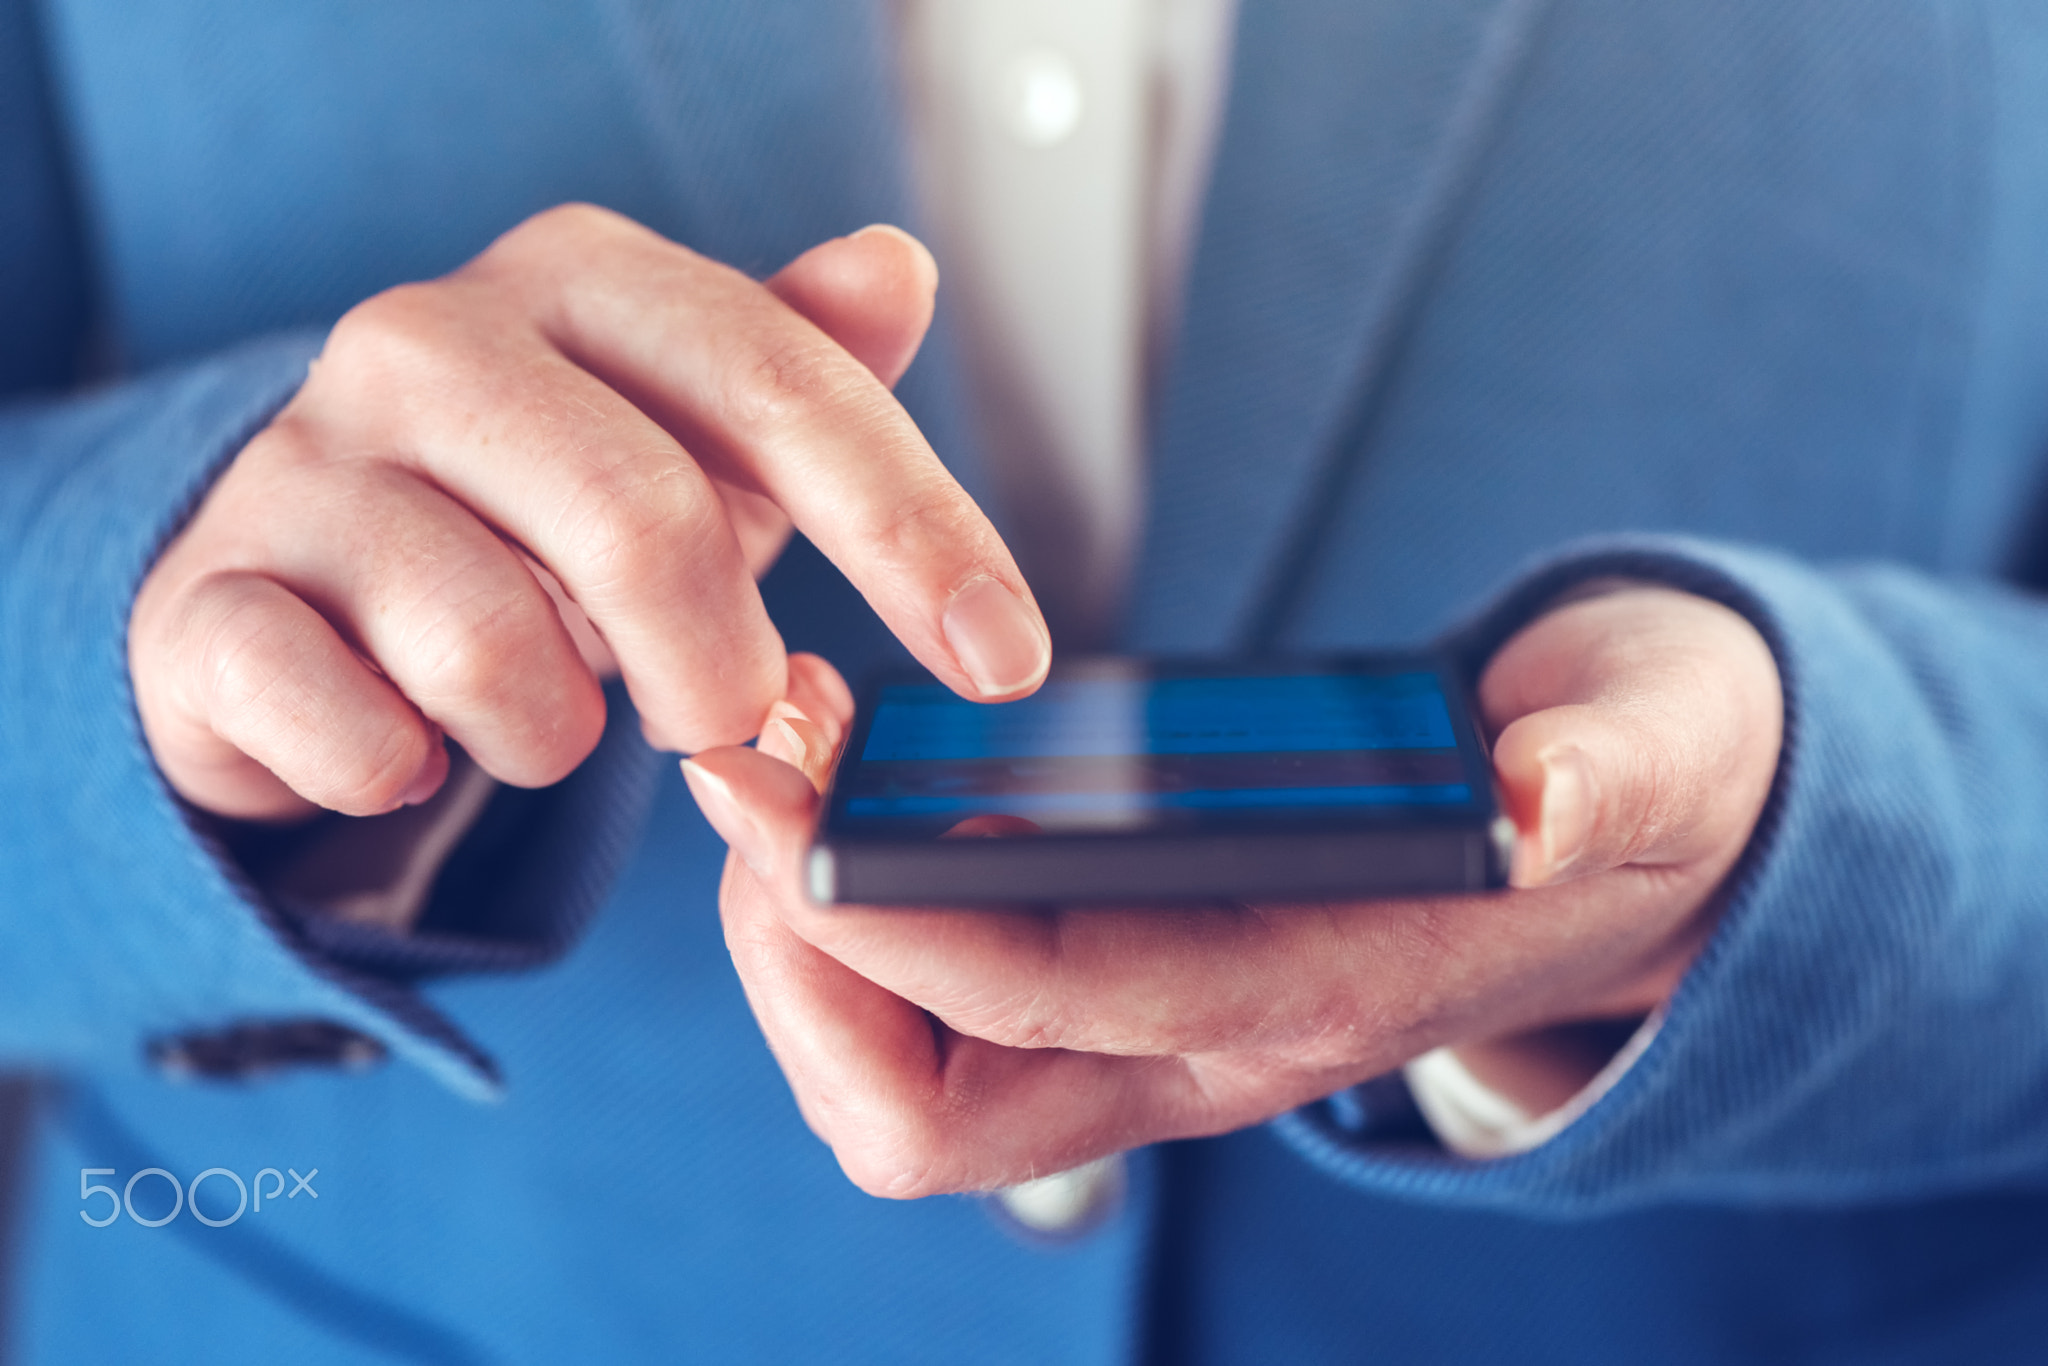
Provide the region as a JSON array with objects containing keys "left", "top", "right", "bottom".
[
  {"left": 593, "top": 0, "right": 992, "bottom": 509},
  {"left": 597, "top": 0, "right": 903, "bottom": 273},
  {"left": 1128, "top": 0, "right": 1554, "bottom": 654}
]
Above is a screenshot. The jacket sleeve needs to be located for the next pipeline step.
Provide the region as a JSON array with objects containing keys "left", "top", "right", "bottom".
[
  {"left": 0, "top": 336, "right": 530, "bottom": 1099},
  {"left": 1277, "top": 535, "right": 2048, "bottom": 1214}
]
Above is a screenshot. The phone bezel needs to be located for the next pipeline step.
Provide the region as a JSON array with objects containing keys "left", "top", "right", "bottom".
[{"left": 807, "top": 654, "right": 1511, "bottom": 906}]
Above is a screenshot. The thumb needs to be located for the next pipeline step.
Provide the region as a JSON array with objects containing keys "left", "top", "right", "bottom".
[
  {"left": 1481, "top": 587, "right": 1783, "bottom": 888},
  {"left": 768, "top": 224, "right": 939, "bottom": 389},
  {"left": 1491, "top": 702, "right": 1690, "bottom": 886}
]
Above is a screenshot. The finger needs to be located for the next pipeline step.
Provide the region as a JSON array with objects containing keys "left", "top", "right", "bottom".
[
  {"left": 712, "top": 808, "right": 1238, "bottom": 1195},
  {"left": 695, "top": 226, "right": 944, "bottom": 584},
  {"left": 758, "top": 711, "right": 836, "bottom": 793},
  {"left": 231, "top": 457, "right": 609, "bottom": 790},
  {"left": 138, "top": 570, "right": 445, "bottom": 819},
  {"left": 1481, "top": 587, "right": 1783, "bottom": 885},
  {"left": 688, "top": 745, "right": 1662, "bottom": 1161},
  {"left": 303, "top": 287, "right": 786, "bottom": 753},
  {"left": 517, "top": 550, "right": 619, "bottom": 680},
  {"left": 716, "top": 481, "right": 795, "bottom": 580},
  {"left": 783, "top": 651, "right": 856, "bottom": 737},
  {"left": 715, "top": 844, "right": 946, "bottom": 1173},
  {"left": 766, "top": 225, "right": 938, "bottom": 390},
  {"left": 682, "top": 745, "right": 1383, "bottom": 1061},
  {"left": 716, "top": 228, "right": 940, "bottom": 578},
  {"left": 480, "top": 206, "right": 1049, "bottom": 703},
  {"left": 753, "top": 653, "right": 856, "bottom": 791}
]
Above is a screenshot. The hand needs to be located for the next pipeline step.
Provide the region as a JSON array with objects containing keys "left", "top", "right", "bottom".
[
  {"left": 685, "top": 586, "right": 1783, "bottom": 1196},
  {"left": 130, "top": 206, "right": 1050, "bottom": 822}
]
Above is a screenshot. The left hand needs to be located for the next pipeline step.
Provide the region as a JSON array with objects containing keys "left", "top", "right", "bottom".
[{"left": 684, "top": 585, "right": 1782, "bottom": 1196}]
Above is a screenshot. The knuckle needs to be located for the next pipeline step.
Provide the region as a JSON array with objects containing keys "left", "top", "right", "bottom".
[
  {"left": 797, "top": 1067, "right": 955, "bottom": 1199},
  {"left": 725, "top": 333, "right": 875, "bottom": 434},
  {"left": 229, "top": 412, "right": 327, "bottom": 483},
  {"left": 192, "top": 578, "right": 428, "bottom": 812},
  {"left": 473, "top": 205, "right": 716, "bottom": 332},
  {"left": 1277, "top": 1000, "right": 1377, "bottom": 1075},
  {"left": 558, "top": 469, "right": 697, "bottom": 597},
  {"left": 515, "top": 201, "right": 628, "bottom": 252},
  {"left": 1320, "top": 899, "right": 1460, "bottom": 1046},
  {"left": 946, "top": 987, "right": 1068, "bottom": 1052},
  {"left": 318, "top": 720, "right": 434, "bottom": 817},
  {"left": 543, "top": 438, "right": 804, "bottom": 754},
  {"left": 480, "top": 203, "right": 644, "bottom": 283},
  {"left": 860, "top": 477, "right": 982, "bottom": 576},
  {"left": 916, "top": 926, "right": 1072, "bottom": 1051},
  {"left": 402, "top": 585, "right": 547, "bottom": 710},
  {"left": 324, "top": 283, "right": 461, "bottom": 386},
  {"left": 401, "top": 583, "right": 602, "bottom": 783},
  {"left": 1368, "top": 917, "right": 1466, "bottom": 1048},
  {"left": 553, "top": 472, "right": 788, "bottom": 752},
  {"left": 193, "top": 584, "right": 292, "bottom": 720}
]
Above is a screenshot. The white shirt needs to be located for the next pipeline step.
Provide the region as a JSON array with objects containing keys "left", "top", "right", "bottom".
[{"left": 895, "top": 0, "right": 1235, "bottom": 646}]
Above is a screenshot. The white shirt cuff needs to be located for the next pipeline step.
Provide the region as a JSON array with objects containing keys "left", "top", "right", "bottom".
[{"left": 1402, "top": 1008, "right": 1666, "bottom": 1159}]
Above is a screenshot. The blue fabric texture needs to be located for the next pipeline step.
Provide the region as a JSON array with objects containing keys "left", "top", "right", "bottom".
[
  {"left": 0, "top": 0, "right": 88, "bottom": 395},
  {"left": 0, "top": 333, "right": 508, "bottom": 1100},
  {"left": 6, "top": 0, "right": 2048, "bottom": 1361},
  {"left": 1284, "top": 538, "right": 2048, "bottom": 1212}
]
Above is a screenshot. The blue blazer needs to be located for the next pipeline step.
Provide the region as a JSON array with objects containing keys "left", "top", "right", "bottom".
[{"left": 6, "top": 1, "right": 2048, "bottom": 1361}]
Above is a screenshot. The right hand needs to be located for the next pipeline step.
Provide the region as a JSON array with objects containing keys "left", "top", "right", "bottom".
[{"left": 130, "top": 205, "right": 1050, "bottom": 822}]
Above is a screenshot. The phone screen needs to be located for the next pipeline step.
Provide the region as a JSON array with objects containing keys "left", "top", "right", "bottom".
[{"left": 825, "top": 658, "right": 1493, "bottom": 838}]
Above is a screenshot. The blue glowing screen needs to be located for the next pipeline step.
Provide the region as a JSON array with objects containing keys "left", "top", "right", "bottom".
[{"left": 833, "top": 668, "right": 1477, "bottom": 834}]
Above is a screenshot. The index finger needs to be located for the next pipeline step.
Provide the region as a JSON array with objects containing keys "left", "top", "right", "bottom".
[{"left": 499, "top": 209, "right": 1051, "bottom": 701}]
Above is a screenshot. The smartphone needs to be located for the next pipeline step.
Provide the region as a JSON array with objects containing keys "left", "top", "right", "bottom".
[{"left": 806, "top": 655, "right": 1513, "bottom": 906}]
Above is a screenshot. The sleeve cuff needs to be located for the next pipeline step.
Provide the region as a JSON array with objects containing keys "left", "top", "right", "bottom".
[
  {"left": 0, "top": 334, "right": 664, "bottom": 1101},
  {"left": 1403, "top": 1011, "right": 1665, "bottom": 1159},
  {"left": 1276, "top": 532, "right": 2048, "bottom": 1212},
  {"left": 1273, "top": 533, "right": 1796, "bottom": 1211}
]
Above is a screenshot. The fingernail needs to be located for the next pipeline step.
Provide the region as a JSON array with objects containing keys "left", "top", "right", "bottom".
[
  {"left": 849, "top": 223, "right": 938, "bottom": 284},
  {"left": 1537, "top": 747, "right": 1596, "bottom": 881},
  {"left": 767, "top": 698, "right": 815, "bottom": 729},
  {"left": 399, "top": 749, "right": 448, "bottom": 808},
  {"left": 762, "top": 717, "right": 810, "bottom": 772},
  {"left": 942, "top": 576, "right": 1050, "bottom": 697},
  {"left": 681, "top": 759, "right": 768, "bottom": 876}
]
